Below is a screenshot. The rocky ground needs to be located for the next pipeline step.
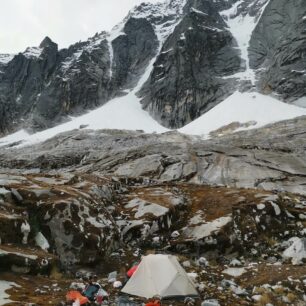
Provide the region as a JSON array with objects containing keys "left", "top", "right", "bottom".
[
  {"left": 0, "top": 116, "right": 305, "bottom": 194},
  {"left": 0, "top": 172, "right": 306, "bottom": 305},
  {"left": 0, "top": 117, "right": 306, "bottom": 305}
]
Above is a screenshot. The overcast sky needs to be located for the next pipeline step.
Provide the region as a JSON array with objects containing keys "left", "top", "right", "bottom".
[{"left": 0, "top": 0, "right": 162, "bottom": 54}]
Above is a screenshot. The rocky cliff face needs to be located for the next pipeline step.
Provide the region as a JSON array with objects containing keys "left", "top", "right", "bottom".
[
  {"left": 0, "top": 19, "right": 158, "bottom": 134},
  {"left": 0, "top": 35, "right": 111, "bottom": 134},
  {"left": 0, "top": 0, "right": 181, "bottom": 135},
  {"left": 140, "top": 0, "right": 241, "bottom": 128},
  {"left": 0, "top": 0, "right": 305, "bottom": 135},
  {"left": 249, "top": 0, "right": 306, "bottom": 101}
]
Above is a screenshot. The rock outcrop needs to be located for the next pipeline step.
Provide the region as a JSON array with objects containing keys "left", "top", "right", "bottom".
[
  {"left": 0, "top": 173, "right": 120, "bottom": 267},
  {"left": 1, "top": 116, "right": 305, "bottom": 195},
  {"left": 249, "top": 0, "right": 306, "bottom": 101},
  {"left": 139, "top": 0, "right": 241, "bottom": 128}
]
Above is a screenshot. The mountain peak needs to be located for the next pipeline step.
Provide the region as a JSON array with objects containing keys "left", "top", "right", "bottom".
[{"left": 39, "top": 36, "right": 57, "bottom": 49}]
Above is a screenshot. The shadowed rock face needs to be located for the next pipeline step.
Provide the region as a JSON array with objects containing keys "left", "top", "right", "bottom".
[
  {"left": 139, "top": 1, "right": 241, "bottom": 128},
  {"left": 112, "top": 17, "right": 159, "bottom": 90},
  {"left": 0, "top": 18, "right": 158, "bottom": 135},
  {"left": 0, "top": 35, "right": 111, "bottom": 134},
  {"left": 0, "top": 37, "right": 59, "bottom": 134},
  {"left": 0, "top": 0, "right": 305, "bottom": 135},
  {"left": 0, "top": 173, "right": 120, "bottom": 266},
  {"left": 249, "top": 0, "right": 306, "bottom": 100}
]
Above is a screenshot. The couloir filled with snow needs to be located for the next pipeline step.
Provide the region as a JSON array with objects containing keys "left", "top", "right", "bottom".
[{"left": 221, "top": 0, "right": 270, "bottom": 84}]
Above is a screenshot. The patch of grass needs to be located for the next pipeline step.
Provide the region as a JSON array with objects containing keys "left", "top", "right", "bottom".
[
  {"left": 286, "top": 292, "right": 297, "bottom": 303},
  {"left": 253, "top": 287, "right": 267, "bottom": 295},
  {"left": 256, "top": 293, "right": 273, "bottom": 306},
  {"left": 262, "top": 234, "right": 278, "bottom": 247},
  {"left": 273, "top": 286, "right": 285, "bottom": 295}
]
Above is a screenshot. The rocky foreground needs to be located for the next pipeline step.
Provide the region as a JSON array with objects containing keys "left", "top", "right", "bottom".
[{"left": 0, "top": 116, "right": 306, "bottom": 305}]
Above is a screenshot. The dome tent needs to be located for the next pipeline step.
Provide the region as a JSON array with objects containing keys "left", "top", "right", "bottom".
[{"left": 121, "top": 254, "right": 198, "bottom": 299}]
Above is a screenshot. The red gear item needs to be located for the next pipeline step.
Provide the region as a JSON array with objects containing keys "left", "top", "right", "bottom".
[
  {"left": 127, "top": 265, "right": 139, "bottom": 277},
  {"left": 66, "top": 291, "right": 89, "bottom": 305},
  {"left": 145, "top": 300, "right": 161, "bottom": 306},
  {"left": 96, "top": 295, "right": 103, "bottom": 303}
]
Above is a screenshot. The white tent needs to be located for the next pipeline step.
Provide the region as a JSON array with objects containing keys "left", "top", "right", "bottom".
[{"left": 121, "top": 254, "right": 198, "bottom": 299}]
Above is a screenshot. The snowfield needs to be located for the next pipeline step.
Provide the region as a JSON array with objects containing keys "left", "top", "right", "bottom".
[
  {"left": 1, "top": 91, "right": 306, "bottom": 148},
  {"left": 179, "top": 91, "right": 306, "bottom": 137}
]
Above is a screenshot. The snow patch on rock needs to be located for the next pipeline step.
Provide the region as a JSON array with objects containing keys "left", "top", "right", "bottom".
[
  {"left": 283, "top": 237, "right": 306, "bottom": 265},
  {"left": 270, "top": 202, "right": 281, "bottom": 216},
  {"left": 125, "top": 198, "right": 169, "bottom": 219},
  {"left": 35, "top": 232, "right": 50, "bottom": 251},
  {"left": 0, "top": 54, "right": 15, "bottom": 65},
  {"left": 0, "top": 248, "right": 38, "bottom": 260},
  {"left": 20, "top": 221, "right": 31, "bottom": 244},
  {"left": 0, "top": 280, "right": 19, "bottom": 305},
  {"left": 221, "top": 0, "right": 270, "bottom": 84},
  {"left": 183, "top": 216, "right": 232, "bottom": 240},
  {"left": 23, "top": 47, "right": 43, "bottom": 59},
  {"left": 222, "top": 267, "right": 246, "bottom": 277}
]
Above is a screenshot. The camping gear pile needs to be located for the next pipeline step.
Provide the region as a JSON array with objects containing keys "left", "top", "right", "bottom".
[
  {"left": 66, "top": 275, "right": 108, "bottom": 305},
  {"left": 65, "top": 254, "right": 198, "bottom": 305}
]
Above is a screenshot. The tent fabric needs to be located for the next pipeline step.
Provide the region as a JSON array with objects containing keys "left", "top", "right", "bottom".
[{"left": 121, "top": 254, "right": 198, "bottom": 299}]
